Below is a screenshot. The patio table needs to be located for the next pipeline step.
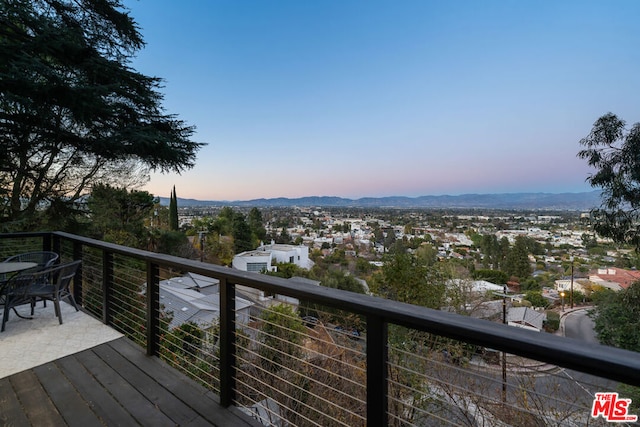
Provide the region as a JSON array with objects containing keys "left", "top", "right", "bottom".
[
  {"left": 0, "top": 262, "right": 38, "bottom": 275},
  {"left": 1, "top": 262, "right": 40, "bottom": 327}
]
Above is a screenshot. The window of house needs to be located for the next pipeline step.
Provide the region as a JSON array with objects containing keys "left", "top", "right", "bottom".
[{"left": 247, "top": 262, "right": 267, "bottom": 272}]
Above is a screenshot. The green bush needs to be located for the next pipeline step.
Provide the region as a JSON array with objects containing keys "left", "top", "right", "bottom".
[
  {"left": 524, "top": 290, "right": 548, "bottom": 308},
  {"left": 544, "top": 310, "right": 560, "bottom": 332}
]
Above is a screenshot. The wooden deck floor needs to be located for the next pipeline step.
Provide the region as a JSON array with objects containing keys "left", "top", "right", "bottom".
[{"left": 0, "top": 337, "right": 258, "bottom": 426}]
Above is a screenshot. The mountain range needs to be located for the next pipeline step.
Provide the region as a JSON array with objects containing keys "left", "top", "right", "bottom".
[{"left": 160, "top": 191, "right": 602, "bottom": 211}]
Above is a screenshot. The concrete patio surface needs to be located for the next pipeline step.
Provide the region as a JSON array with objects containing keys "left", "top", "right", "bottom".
[{"left": 0, "top": 302, "right": 123, "bottom": 379}]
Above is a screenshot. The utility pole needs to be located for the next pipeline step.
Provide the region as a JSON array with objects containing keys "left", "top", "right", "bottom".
[
  {"left": 570, "top": 257, "right": 574, "bottom": 309},
  {"left": 493, "top": 285, "right": 508, "bottom": 403},
  {"left": 501, "top": 285, "right": 507, "bottom": 403},
  {"left": 199, "top": 231, "right": 206, "bottom": 262}
]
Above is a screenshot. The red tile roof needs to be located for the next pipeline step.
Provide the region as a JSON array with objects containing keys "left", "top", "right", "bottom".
[{"left": 591, "top": 268, "right": 640, "bottom": 290}]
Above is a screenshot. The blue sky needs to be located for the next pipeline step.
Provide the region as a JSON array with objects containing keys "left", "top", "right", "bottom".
[{"left": 122, "top": 0, "right": 640, "bottom": 201}]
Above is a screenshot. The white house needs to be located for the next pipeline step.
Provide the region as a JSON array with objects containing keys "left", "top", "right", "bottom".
[
  {"left": 232, "top": 250, "right": 275, "bottom": 273},
  {"left": 232, "top": 242, "right": 313, "bottom": 273},
  {"left": 260, "top": 242, "right": 313, "bottom": 269},
  {"left": 230, "top": 242, "right": 318, "bottom": 308},
  {"left": 555, "top": 278, "right": 588, "bottom": 294}
]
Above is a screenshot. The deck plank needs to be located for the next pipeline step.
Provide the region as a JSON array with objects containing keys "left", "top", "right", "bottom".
[
  {"left": 9, "top": 370, "right": 66, "bottom": 427},
  {"left": 0, "top": 377, "right": 31, "bottom": 426},
  {"left": 33, "top": 362, "right": 104, "bottom": 426},
  {"left": 92, "top": 340, "right": 202, "bottom": 426},
  {"left": 55, "top": 354, "right": 139, "bottom": 426},
  {"left": 3, "top": 337, "right": 258, "bottom": 427},
  {"left": 108, "top": 338, "right": 258, "bottom": 427},
  {"left": 73, "top": 345, "right": 177, "bottom": 426}
]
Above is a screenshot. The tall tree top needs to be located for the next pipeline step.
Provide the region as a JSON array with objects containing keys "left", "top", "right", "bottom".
[
  {"left": 0, "top": 0, "right": 204, "bottom": 229},
  {"left": 169, "top": 185, "right": 178, "bottom": 231},
  {"left": 578, "top": 113, "right": 640, "bottom": 250}
]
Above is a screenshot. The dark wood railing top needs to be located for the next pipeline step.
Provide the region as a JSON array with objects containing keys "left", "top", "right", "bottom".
[{"left": 3, "top": 231, "right": 640, "bottom": 386}]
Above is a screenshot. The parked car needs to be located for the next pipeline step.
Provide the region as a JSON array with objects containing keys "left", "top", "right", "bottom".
[{"left": 302, "top": 316, "right": 318, "bottom": 328}]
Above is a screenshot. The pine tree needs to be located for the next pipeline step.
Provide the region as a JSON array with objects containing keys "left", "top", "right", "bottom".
[
  {"left": 169, "top": 186, "right": 179, "bottom": 231},
  {"left": 0, "top": 0, "right": 202, "bottom": 228},
  {"left": 503, "top": 236, "right": 532, "bottom": 281}
]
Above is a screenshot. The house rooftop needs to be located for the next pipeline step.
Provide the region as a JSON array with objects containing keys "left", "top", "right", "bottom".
[
  {"left": 591, "top": 267, "right": 640, "bottom": 290},
  {"left": 236, "top": 250, "right": 272, "bottom": 258},
  {"left": 507, "top": 306, "right": 546, "bottom": 331},
  {"left": 160, "top": 276, "right": 253, "bottom": 329}
]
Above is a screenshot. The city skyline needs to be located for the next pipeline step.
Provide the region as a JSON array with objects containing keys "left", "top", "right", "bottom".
[{"left": 122, "top": 0, "right": 640, "bottom": 201}]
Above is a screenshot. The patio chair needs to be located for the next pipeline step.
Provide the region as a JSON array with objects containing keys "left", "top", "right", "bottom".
[
  {"left": 2, "top": 251, "right": 59, "bottom": 270},
  {"left": 1, "top": 272, "right": 37, "bottom": 332},
  {"left": 1, "top": 260, "right": 81, "bottom": 332},
  {"left": 27, "top": 260, "right": 82, "bottom": 323},
  {"left": 1, "top": 251, "right": 60, "bottom": 307}
]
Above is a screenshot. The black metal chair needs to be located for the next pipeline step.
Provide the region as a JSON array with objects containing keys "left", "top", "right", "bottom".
[
  {"left": 1, "top": 251, "right": 60, "bottom": 308},
  {"left": 1, "top": 260, "right": 81, "bottom": 332},
  {"left": 1, "top": 273, "right": 36, "bottom": 332},
  {"left": 0, "top": 251, "right": 60, "bottom": 284},
  {"left": 2, "top": 251, "right": 59, "bottom": 269}
]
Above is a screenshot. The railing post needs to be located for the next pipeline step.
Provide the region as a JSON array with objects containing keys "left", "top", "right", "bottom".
[
  {"left": 146, "top": 261, "right": 160, "bottom": 357},
  {"left": 72, "top": 241, "right": 83, "bottom": 305},
  {"left": 73, "top": 240, "right": 82, "bottom": 261},
  {"left": 42, "top": 233, "right": 52, "bottom": 252},
  {"left": 219, "top": 277, "right": 236, "bottom": 407},
  {"left": 102, "top": 251, "right": 114, "bottom": 325},
  {"left": 367, "top": 315, "right": 388, "bottom": 427},
  {"left": 51, "top": 234, "right": 60, "bottom": 258}
]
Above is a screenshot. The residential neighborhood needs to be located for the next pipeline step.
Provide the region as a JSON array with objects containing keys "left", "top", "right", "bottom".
[
  {"left": 139, "top": 204, "right": 635, "bottom": 355},
  {"left": 3, "top": 1, "right": 640, "bottom": 424},
  {"left": 179, "top": 206, "right": 632, "bottom": 299}
]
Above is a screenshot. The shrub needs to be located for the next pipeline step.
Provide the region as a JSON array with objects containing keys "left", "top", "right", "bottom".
[{"left": 544, "top": 310, "right": 560, "bottom": 332}]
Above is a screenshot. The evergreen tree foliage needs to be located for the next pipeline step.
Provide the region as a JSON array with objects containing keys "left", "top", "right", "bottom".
[
  {"left": 479, "top": 234, "right": 509, "bottom": 270},
  {"left": 232, "top": 211, "right": 253, "bottom": 253},
  {"left": 321, "top": 269, "right": 366, "bottom": 294},
  {"left": 87, "top": 184, "right": 156, "bottom": 247},
  {"left": 373, "top": 252, "right": 446, "bottom": 309},
  {"left": 215, "top": 206, "right": 235, "bottom": 235},
  {"left": 155, "top": 230, "right": 193, "bottom": 258},
  {"left": 248, "top": 207, "right": 267, "bottom": 244},
  {"left": 277, "top": 227, "right": 291, "bottom": 244},
  {"left": 383, "top": 227, "right": 396, "bottom": 251},
  {"left": 415, "top": 242, "right": 439, "bottom": 266},
  {"left": 522, "top": 235, "right": 544, "bottom": 255},
  {"left": 86, "top": 183, "right": 191, "bottom": 255},
  {"left": 0, "top": 0, "right": 203, "bottom": 229},
  {"left": 503, "top": 235, "right": 532, "bottom": 281},
  {"left": 524, "top": 290, "right": 548, "bottom": 308},
  {"left": 472, "top": 269, "right": 508, "bottom": 284},
  {"left": 169, "top": 186, "right": 179, "bottom": 231}
]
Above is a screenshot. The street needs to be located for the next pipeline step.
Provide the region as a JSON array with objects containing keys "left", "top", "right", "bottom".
[
  {"left": 563, "top": 308, "right": 598, "bottom": 343},
  {"left": 418, "top": 309, "right": 618, "bottom": 425}
]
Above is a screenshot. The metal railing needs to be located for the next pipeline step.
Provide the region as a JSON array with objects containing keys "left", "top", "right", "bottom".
[{"left": 2, "top": 231, "right": 640, "bottom": 426}]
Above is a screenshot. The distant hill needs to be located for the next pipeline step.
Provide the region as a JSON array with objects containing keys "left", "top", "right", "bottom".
[{"left": 159, "top": 191, "right": 602, "bottom": 211}]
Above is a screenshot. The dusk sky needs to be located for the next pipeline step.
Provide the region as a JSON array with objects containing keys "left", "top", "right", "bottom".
[{"left": 122, "top": 0, "right": 640, "bottom": 201}]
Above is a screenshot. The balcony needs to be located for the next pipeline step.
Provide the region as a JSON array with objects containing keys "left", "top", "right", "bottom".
[{"left": 1, "top": 231, "right": 639, "bottom": 426}]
